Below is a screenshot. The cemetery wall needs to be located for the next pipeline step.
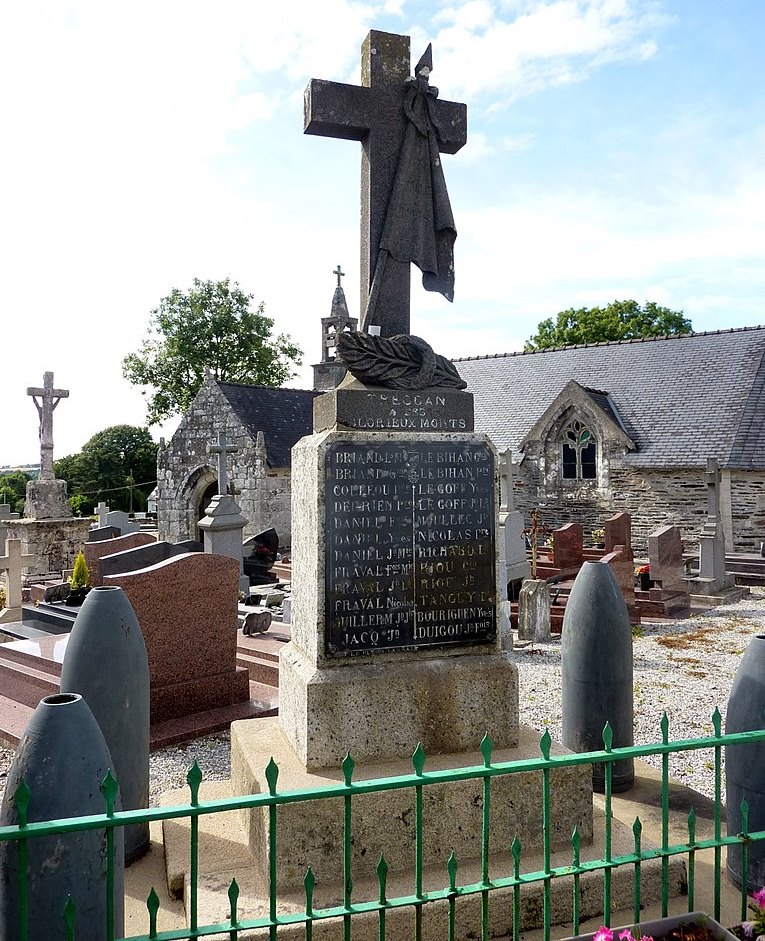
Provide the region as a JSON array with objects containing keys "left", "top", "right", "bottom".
[{"left": 6, "top": 517, "right": 91, "bottom": 577}]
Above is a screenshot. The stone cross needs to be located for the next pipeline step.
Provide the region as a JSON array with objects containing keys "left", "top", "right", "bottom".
[
  {"left": 705, "top": 457, "right": 721, "bottom": 521},
  {"left": 209, "top": 431, "right": 238, "bottom": 497},
  {"left": 499, "top": 449, "right": 514, "bottom": 514},
  {"left": 305, "top": 30, "right": 467, "bottom": 336},
  {"left": 95, "top": 501, "right": 110, "bottom": 528},
  {"left": 333, "top": 264, "right": 345, "bottom": 287},
  {"left": 27, "top": 371, "right": 69, "bottom": 481},
  {"left": 0, "top": 538, "right": 35, "bottom": 610}
]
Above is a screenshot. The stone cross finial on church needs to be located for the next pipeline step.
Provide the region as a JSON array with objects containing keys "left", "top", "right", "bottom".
[
  {"left": 95, "top": 501, "right": 110, "bottom": 527},
  {"left": 0, "top": 538, "right": 35, "bottom": 610},
  {"left": 27, "top": 371, "right": 69, "bottom": 482},
  {"left": 333, "top": 264, "right": 345, "bottom": 287},
  {"left": 705, "top": 457, "right": 721, "bottom": 521},
  {"left": 305, "top": 30, "right": 467, "bottom": 337},
  {"left": 209, "top": 431, "right": 238, "bottom": 496}
]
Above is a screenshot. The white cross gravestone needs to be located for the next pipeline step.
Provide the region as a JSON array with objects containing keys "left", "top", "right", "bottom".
[
  {"left": 199, "top": 430, "right": 249, "bottom": 595},
  {"left": 0, "top": 538, "right": 35, "bottom": 622},
  {"left": 95, "top": 501, "right": 110, "bottom": 528}
]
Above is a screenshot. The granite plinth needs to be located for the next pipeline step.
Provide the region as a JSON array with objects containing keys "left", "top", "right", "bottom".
[
  {"left": 313, "top": 380, "right": 474, "bottom": 433},
  {"left": 84, "top": 532, "right": 157, "bottom": 586},
  {"left": 4, "top": 517, "right": 91, "bottom": 577},
  {"left": 24, "top": 478, "right": 70, "bottom": 519},
  {"left": 231, "top": 718, "right": 591, "bottom": 887},
  {"left": 279, "top": 642, "right": 519, "bottom": 769},
  {"left": 104, "top": 552, "right": 248, "bottom": 723}
]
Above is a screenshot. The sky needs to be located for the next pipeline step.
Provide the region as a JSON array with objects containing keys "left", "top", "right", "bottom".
[{"left": 2, "top": 0, "right": 764, "bottom": 468}]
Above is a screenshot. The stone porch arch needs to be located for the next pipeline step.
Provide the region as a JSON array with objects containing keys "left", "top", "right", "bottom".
[{"left": 181, "top": 464, "right": 218, "bottom": 541}]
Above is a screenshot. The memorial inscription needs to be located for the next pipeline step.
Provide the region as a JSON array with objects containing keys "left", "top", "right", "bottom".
[{"left": 325, "top": 439, "right": 496, "bottom": 656}]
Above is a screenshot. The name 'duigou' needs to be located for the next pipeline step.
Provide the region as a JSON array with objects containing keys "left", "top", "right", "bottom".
[{"left": 325, "top": 440, "right": 497, "bottom": 657}]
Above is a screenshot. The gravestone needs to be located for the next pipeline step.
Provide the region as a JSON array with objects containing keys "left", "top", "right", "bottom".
[
  {"left": 106, "top": 510, "right": 140, "bottom": 536},
  {"left": 647, "top": 524, "right": 690, "bottom": 617},
  {"left": 243, "top": 528, "right": 279, "bottom": 585},
  {"left": 95, "top": 501, "right": 110, "bottom": 528},
  {"left": 98, "top": 539, "right": 202, "bottom": 583},
  {"left": 0, "top": 538, "right": 35, "bottom": 622},
  {"left": 198, "top": 431, "right": 250, "bottom": 595},
  {"left": 83, "top": 532, "right": 158, "bottom": 586},
  {"left": 517, "top": 578, "right": 551, "bottom": 643},
  {"left": 87, "top": 525, "right": 121, "bottom": 542},
  {"left": 104, "top": 553, "right": 249, "bottom": 722},
  {"left": 691, "top": 458, "right": 735, "bottom": 595},
  {"left": 600, "top": 545, "right": 639, "bottom": 625},
  {"left": 553, "top": 522, "right": 584, "bottom": 572},
  {"left": 604, "top": 512, "right": 631, "bottom": 555}
]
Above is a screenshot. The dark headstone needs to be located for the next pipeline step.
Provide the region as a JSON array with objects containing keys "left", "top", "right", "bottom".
[
  {"left": 88, "top": 525, "right": 121, "bottom": 542},
  {"left": 43, "top": 582, "right": 71, "bottom": 604},
  {"left": 243, "top": 528, "right": 279, "bottom": 585}
]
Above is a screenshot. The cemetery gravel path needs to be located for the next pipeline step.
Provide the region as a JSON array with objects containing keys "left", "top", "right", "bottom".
[
  {"left": 1, "top": 589, "right": 763, "bottom": 805},
  {"left": 510, "top": 587, "right": 765, "bottom": 800}
]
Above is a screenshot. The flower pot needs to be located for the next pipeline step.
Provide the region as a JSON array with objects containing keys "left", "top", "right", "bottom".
[
  {"left": 66, "top": 586, "right": 91, "bottom": 606},
  {"left": 60, "top": 585, "right": 150, "bottom": 865},
  {"left": 638, "top": 572, "right": 651, "bottom": 592},
  {"left": 0, "top": 693, "right": 124, "bottom": 941},
  {"left": 561, "top": 561, "right": 634, "bottom": 792},
  {"left": 726, "top": 633, "right": 765, "bottom": 890},
  {"left": 561, "top": 911, "right": 738, "bottom": 941}
]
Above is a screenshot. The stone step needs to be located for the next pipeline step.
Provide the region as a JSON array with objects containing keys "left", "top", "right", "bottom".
[
  {"left": 236, "top": 651, "right": 280, "bottom": 688},
  {"left": 0, "top": 657, "right": 59, "bottom": 708},
  {"left": 0, "top": 695, "right": 34, "bottom": 747},
  {"left": 236, "top": 632, "right": 289, "bottom": 663},
  {"left": 0, "top": 635, "right": 64, "bottom": 675}
]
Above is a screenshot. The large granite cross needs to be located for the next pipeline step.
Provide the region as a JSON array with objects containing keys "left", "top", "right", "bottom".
[
  {"left": 209, "top": 431, "right": 238, "bottom": 497},
  {"left": 305, "top": 30, "right": 467, "bottom": 337},
  {"left": 27, "top": 371, "right": 69, "bottom": 481}
]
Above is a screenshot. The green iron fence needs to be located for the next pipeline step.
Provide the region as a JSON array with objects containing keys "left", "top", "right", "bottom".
[{"left": 1, "top": 709, "right": 764, "bottom": 941}]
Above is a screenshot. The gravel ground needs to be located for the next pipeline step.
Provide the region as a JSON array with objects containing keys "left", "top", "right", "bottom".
[
  {"left": 510, "top": 587, "right": 765, "bottom": 800},
  {"left": 1, "top": 588, "right": 763, "bottom": 805}
]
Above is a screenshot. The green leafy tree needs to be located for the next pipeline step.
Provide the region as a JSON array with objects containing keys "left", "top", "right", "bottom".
[
  {"left": 0, "top": 472, "right": 30, "bottom": 515},
  {"left": 54, "top": 425, "right": 158, "bottom": 515},
  {"left": 524, "top": 300, "right": 692, "bottom": 351},
  {"left": 122, "top": 277, "right": 302, "bottom": 425}
]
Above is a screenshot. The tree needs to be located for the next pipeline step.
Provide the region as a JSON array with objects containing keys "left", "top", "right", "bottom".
[
  {"left": 524, "top": 300, "right": 692, "bottom": 351},
  {"left": 122, "top": 277, "right": 303, "bottom": 425},
  {"left": 54, "top": 425, "right": 158, "bottom": 515},
  {"left": 0, "top": 472, "right": 30, "bottom": 515}
]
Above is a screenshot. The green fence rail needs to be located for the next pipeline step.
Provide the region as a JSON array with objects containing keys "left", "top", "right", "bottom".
[{"left": 1, "top": 708, "right": 763, "bottom": 941}]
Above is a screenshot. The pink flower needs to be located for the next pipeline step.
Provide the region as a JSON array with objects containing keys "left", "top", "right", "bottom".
[
  {"left": 641, "top": 936, "right": 654, "bottom": 941},
  {"left": 742, "top": 921, "right": 755, "bottom": 937},
  {"left": 753, "top": 888, "right": 765, "bottom": 909},
  {"left": 594, "top": 928, "right": 614, "bottom": 941},
  {"left": 619, "top": 931, "right": 636, "bottom": 941}
]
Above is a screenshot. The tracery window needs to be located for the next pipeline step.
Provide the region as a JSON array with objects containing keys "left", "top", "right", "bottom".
[{"left": 562, "top": 419, "right": 597, "bottom": 480}]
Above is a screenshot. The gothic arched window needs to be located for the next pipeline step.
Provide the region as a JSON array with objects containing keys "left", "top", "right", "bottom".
[{"left": 562, "top": 419, "right": 597, "bottom": 480}]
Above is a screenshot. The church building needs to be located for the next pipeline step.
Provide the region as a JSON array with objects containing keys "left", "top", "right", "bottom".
[{"left": 156, "top": 273, "right": 765, "bottom": 553}]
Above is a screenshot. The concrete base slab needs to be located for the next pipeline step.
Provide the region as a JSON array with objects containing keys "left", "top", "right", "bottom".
[
  {"left": 688, "top": 585, "right": 750, "bottom": 607},
  {"left": 0, "top": 607, "right": 22, "bottom": 624},
  {"left": 161, "top": 778, "right": 685, "bottom": 941}
]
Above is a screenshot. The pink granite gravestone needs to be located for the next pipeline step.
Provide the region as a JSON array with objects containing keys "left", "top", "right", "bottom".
[
  {"left": 600, "top": 545, "right": 639, "bottom": 624},
  {"left": 552, "top": 523, "right": 583, "bottom": 572},
  {"left": 104, "top": 553, "right": 249, "bottom": 722},
  {"left": 84, "top": 532, "right": 157, "bottom": 587},
  {"left": 647, "top": 524, "right": 690, "bottom": 616},
  {"left": 605, "top": 512, "right": 632, "bottom": 555}
]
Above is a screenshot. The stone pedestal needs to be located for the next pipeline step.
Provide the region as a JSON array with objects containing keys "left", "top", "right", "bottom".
[
  {"left": 24, "top": 478, "right": 70, "bottom": 520},
  {"left": 5, "top": 517, "right": 91, "bottom": 579},
  {"left": 690, "top": 521, "right": 735, "bottom": 595},
  {"left": 199, "top": 493, "right": 250, "bottom": 595}
]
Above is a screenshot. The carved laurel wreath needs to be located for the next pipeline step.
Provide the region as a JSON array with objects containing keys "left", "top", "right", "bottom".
[{"left": 336, "top": 332, "right": 467, "bottom": 391}]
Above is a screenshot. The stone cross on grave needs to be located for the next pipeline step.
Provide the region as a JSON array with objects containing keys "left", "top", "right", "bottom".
[
  {"left": 209, "top": 431, "right": 238, "bottom": 497},
  {"left": 305, "top": 30, "right": 467, "bottom": 337},
  {"left": 95, "top": 501, "right": 110, "bottom": 528},
  {"left": 0, "top": 538, "right": 35, "bottom": 611},
  {"left": 499, "top": 449, "right": 514, "bottom": 515},
  {"left": 27, "top": 372, "right": 69, "bottom": 481},
  {"left": 706, "top": 457, "right": 721, "bottom": 521}
]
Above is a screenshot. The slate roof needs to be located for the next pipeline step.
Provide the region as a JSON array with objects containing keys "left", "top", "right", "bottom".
[
  {"left": 217, "top": 382, "right": 318, "bottom": 469},
  {"left": 454, "top": 327, "right": 765, "bottom": 470}
]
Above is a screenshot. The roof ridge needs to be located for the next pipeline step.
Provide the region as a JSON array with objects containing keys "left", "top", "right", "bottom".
[
  {"left": 216, "top": 379, "right": 318, "bottom": 394},
  {"left": 452, "top": 324, "right": 765, "bottom": 363}
]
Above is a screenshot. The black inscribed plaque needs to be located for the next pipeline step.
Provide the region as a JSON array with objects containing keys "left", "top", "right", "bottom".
[{"left": 325, "top": 440, "right": 496, "bottom": 656}]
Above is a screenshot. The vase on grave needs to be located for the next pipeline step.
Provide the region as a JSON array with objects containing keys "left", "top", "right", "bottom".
[
  {"left": 0, "top": 693, "right": 124, "bottom": 941},
  {"left": 561, "top": 561, "right": 634, "bottom": 792},
  {"left": 60, "top": 585, "right": 150, "bottom": 864},
  {"left": 726, "top": 633, "right": 765, "bottom": 890}
]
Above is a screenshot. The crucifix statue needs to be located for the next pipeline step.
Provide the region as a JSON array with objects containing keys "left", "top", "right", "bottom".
[
  {"left": 305, "top": 31, "right": 467, "bottom": 338},
  {"left": 209, "top": 431, "right": 238, "bottom": 497},
  {"left": 27, "top": 372, "right": 69, "bottom": 481}
]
